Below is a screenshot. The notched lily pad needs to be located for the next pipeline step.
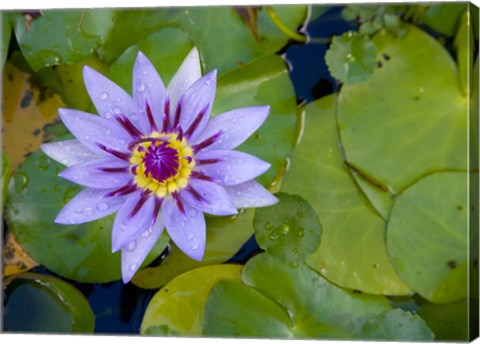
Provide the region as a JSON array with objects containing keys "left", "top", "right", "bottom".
[
  {"left": 281, "top": 95, "right": 411, "bottom": 295},
  {"left": 141, "top": 264, "right": 242, "bottom": 336},
  {"left": 387, "top": 172, "right": 469, "bottom": 303},
  {"left": 325, "top": 31, "right": 377, "bottom": 84},
  {"left": 3, "top": 273, "right": 95, "bottom": 333},
  {"left": 253, "top": 192, "right": 322, "bottom": 264}
]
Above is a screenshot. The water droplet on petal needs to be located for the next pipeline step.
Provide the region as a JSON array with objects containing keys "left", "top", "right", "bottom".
[
  {"left": 97, "top": 202, "right": 109, "bottom": 211},
  {"left": 100, "top": 92, "right": 108, "bottom": 100},
  {"left": 126, "top": 241, "right": 136, "bottom": 251},
  {"left": 84, "top": 135, "right": 90, "bottom": 140},
  {"left": 82, "top": 207, "right": 94, "bottom": 216},
  {"left": 113, "top": 107, "right": 121, "bottom": 115},
  {"left": 180, "top": 221, "right": 185, "bottom": 227},
  {"left": 188, "top": 233, "right": 194, "bottom": 240},
  {"left": 141, "top": 230, "right": 150, "bottom": 238},
  {"left": 236, "top": 191, "right": 242, "bottom": 196},
  {"left": 129, "top": 263, "right": 138, "bottom": 271},
  {"left": 104, "top": 112, "right": 112, "bottom": 119},
  {"left": 192, "top": 244, "right": 199, "bottom": 250},
  {"left": 137, "top": 82, "right": 146, "bottom": 92},
  {"left": 105, "top": 129, "right": 111, "bottom": 135}
]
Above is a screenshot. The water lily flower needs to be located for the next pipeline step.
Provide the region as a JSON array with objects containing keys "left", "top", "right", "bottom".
[{"left": 41, "top": 48, "right": 278, "bottom": 283}]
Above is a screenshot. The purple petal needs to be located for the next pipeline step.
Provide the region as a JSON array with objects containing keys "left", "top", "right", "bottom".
[
  {"left": 83, "top": 66, "right": 145, "bottom": 130},
  {"left": 224, "top": 180, "right": 278, "bottom": 208},
  {"left": 194, "top": 150, "right": 271, "bottom": 186},
  {"left": 58, "top": 157, "right": 132, "bottom": 189},
  {"left": 192, "top": 106, "right": 270, "bottom": 151},
  {"left": 167, "top": 47, "right": 201, "bottom": 115},
  {"left": 163, "top": 196, "right": 206, "bottom": 261},
  {"left": 181, "top": 179, "right": 238, "bottom": 216},
  {"left": 175, "top": 70, "right": 217, "bottom": 141},
  {"left": 132, "top": 51, "right": 166, "bottom": 134},
  {"left": 41, "top": 139, "right": 100, "bottom": 167},
  {"left": 59, "top": 108, "right": 131, "bottom": 158},
  {"left": 121, "top": 214, "right": 165, "bottom": 283},
  {"left": 112, "top": 191, "right": 157, "bottom": 252},
  {"left": 55, "top": 188, "right": 125, "bottom": 225}
]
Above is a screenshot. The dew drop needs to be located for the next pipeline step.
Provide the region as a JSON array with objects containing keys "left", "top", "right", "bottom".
[
  {"left": 129, "top": 263, "right": 138, "bottom": 271},
  {"left": 126, "top": 241, "right": 136, "bottom": 251},
  {"left": 192, "top": 244, "right": 199, "bottom": 250},
  {"left": 82, "top": 207, "right": 94, "bottom": 216},
  {"left": 180, "top": 221, "right": 186, "bottom": 227},
  {"left": 188, "top": 233, "right": 194, "bottom": 240},
  {"left": 100, "top": 92, "right": 108, "bottom": 100},
  {"left": 105, "top": 129, "right": 111, "bottom": 135},
  {"left": 297, "top": 211, "right": 304, "bottom": 218},
  {"left": 297, "top": 228, "right": 305, "bottom": 237},
  {"left": 141, "top": 230, "right": 150, "bottom": 238},
  {"left": 293, "top": 247, "right": 300, "bottom": 254},
  {"left": 113, "top": 107, "right": 121, "bottom": 115},
  {"left": 104, "top": 112, "right": 112, "bottom": 119},
  {"left": 84, "top": 135, "right": 91, "bottom": 141},
  {"left": 137, "top": 82, "right": 146, "bottom": 92},
  {"left": 96, "top": 202, "right": 109, "bottom": 211},
  {"left": 205, "top": 79, "right": 211, "bottom": 86},
  {"left": 265, "top": 221, "right": 273, "bottom": 230},
  {"left": 236, "top": 191, "right": 242, "bottom": 196}
]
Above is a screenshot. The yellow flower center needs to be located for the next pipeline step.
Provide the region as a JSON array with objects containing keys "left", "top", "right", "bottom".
[{"left": 129, "top": 132, "right": 195, "bottom": 198}]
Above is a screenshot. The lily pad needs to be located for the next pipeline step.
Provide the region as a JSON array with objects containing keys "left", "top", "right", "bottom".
[
  {"left": 204, "top": 253, "right": 392, "bottom": 339},
  {"left": 337, "top": 25, "right": 468, "bottom": 194},
  {"left": 140, "top": 264, "right": 242, "bottom": 336},
  {"left": 13, "top": 9, "right": 115, "bottom": 71},
  {"left": 1, "top": 63, "right": 65, "bottom": 169},
  {"left": 416, "top": 299, "right": 470, "bottom": 341},
  {"left": 281, "top": 95, "right": 411, "bottom": 295},
  {"left": 420, "top": 3, "right": 467, "bottom": 36},
  {"left": 325, "top": 31, "right": 377, "bottom": 84},
  {"left": 6, "top": 148, "right": 169, "bottom": 283},
  {"left": 253, "top": 192, "right": 322, "bottom": 264},
  {"left": 99, "top": 6, "right": 307, "bottom": 73},
  {"left": 3, "top": 273, "right": 95, "bottom": 333},
  {"left": 357, "top": 309, "right": 434, "bottom": 341},
  {"left": 387, "top": 172, "right": 469, "bottom": 303},
  {"left": 213, "top": 53, "right": 297, "bottom": 186},
  {"left": 106, "top": 27, "right": 195, "bottom": 93},
  {"left": 204, "top": 279, "right": 295, "bottom": 339},
  {"left": 132, "top": 209, "right": 255, "bottom": 289}
]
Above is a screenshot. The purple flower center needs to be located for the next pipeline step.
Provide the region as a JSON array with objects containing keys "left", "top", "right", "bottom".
[{"left": 141, "top": 141, "right": 180, "bottom": 183}]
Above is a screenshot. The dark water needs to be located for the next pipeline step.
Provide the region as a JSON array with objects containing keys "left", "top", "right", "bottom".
[{"left": 5, "top": 5, "right": 354, "bottom": 334}]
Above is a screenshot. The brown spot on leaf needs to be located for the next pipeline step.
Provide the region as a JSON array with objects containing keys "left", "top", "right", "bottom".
[{"left": 447, "top": 260, "right": 457, "bottom": 269}]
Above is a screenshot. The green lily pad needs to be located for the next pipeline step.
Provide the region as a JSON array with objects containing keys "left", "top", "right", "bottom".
[
  {"left": 357, "top": 309, "right": 434, "bottom": 341},
  {"left": 204, "top": 253, "right": 392, "bottom": 339},
  {"left": 1, "top": 12, "right": 12, "bottom": 68},
  {"left": 387, "top": 172, "right": 469, "bottom": 303},
  {"left": 253, "top": 192, "right": 322, "bottom": 265},
  {"left": 13, "top": 9, "right": 115, "bottom": 71},
  {"left": 6, "top": 148, "right": 169, "bottom": 283},
  {"left": 204, "top": 279, "right": 296, "bottom": 339},
  {"left": 99, "top": 6, "right": 307, "bottom": 73},
  {"left": 106, "top": 27, "right": 195, "bottom": 93},
  {"left": 243, "top": 254, "right": 392, "bottom": 338},
  {"left": 416, "top": 299, "right": 470, "bottom": 341},
  {"left": 3, "top": 273, "right": 95, "bottom": 333},
  {"left": 213, "top": 53, "right": 297, "bottom": 186},
  {"left": 420, "top": 3, "right": 467, "bottom": 36},
  {"left": 141, "top": 264, "right": 242, "bottom": 336},
  {"left": 325, "top": 31, "right": 377, "bottom": 84},
  {"left": 337, "top": 25, "right": 468, "bottom": 194},
  {"left": 281, "top": 95, "right": 411, "bottom": 295},
  {"left": 132, "top": 209, "right": 255, "bottom": 289}
]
